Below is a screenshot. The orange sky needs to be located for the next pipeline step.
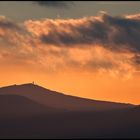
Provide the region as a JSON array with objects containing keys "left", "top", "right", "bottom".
[
  {"left": 0, "top": 68, "right": 140, "bottom": 105},
  {"left": 0, "top": 12, "right": 140, "bottom": 105}
]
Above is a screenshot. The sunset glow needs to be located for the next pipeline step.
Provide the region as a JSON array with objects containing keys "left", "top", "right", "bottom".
[{"left": 0, "top": 1, "right": 140, "bottom": 105}]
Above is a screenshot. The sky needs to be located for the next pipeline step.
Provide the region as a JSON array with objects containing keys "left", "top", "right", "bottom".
[{"left": 0, "top": 1, "right": 140, "bottom": 104}]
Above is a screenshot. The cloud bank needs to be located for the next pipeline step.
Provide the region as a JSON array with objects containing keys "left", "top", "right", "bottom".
[
  {"left": 34, "top": 1, "right": 74, "bottom": 8},
  {"left": 25, "top": 12, "right": 140, "bottom": 52},
  {"left": 0, "top": 12, "right": 140, "bottom": 78}
]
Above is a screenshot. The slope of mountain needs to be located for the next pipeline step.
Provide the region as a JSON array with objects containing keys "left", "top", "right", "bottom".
[
  {"left": 0, "top": 83, "right": 139, "bottom": 138},
  {"left": 0, "top": 94, "right": 62, "bottom": 119},
  {"left": 0, "top": 83, "right": 134, "bottom": 111}
]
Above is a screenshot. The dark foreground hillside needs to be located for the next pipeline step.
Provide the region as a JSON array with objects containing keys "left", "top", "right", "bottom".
[
  {"left": 0, "top": 84, "right": 139, "bottom": 139},
  {"left": 0, "top": 106, "right": 140, "bottom": 139}
]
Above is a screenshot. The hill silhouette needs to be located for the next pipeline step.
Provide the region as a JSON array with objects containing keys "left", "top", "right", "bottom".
[
  {"left": 0, "top": 83, "right": 134, "bottom": 111},
  {"left": 0, "top": 94, "right": 64, "bottom": 119},
  {"left": 0, "top": 83, "right": 140, "bottom": 138}
]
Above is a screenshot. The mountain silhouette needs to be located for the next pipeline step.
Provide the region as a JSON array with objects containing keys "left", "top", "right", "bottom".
[
  {"left": 0, "top": 83, "right": 140, "bottom": 138},
  {"left": 0, "top": 94, "right": 65, "bottom": 120},
  {"left": 0, "top": 83, "right": 134, "bottom": 111}
]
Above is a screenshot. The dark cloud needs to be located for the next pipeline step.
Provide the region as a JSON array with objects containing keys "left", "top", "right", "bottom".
[
  {"left": 0, "top": 14, "right": 139, "bottom": 76},
  {"left": 102, "top": 14, "right": 140, "bottom": 52},
  {"left": 23, "top": 13, "right": 140, "bottom": 75},
  {"left": 0, "top": 17, "right": 31, "bottom": 48},
  {"left": 38, "top": 13, "right": 140, "bottom": 54},
  {"left": 132, "top": 54, "right": 140, "bottom": 65},
  {"left": 0, "top": 17, "right": 22, "bottom": 31},
  {"left": 34, "top": 1, "right": 74, "bottom": 8},
  {"left": 39, "top": 19, "right": 110, "bottom": 47}
]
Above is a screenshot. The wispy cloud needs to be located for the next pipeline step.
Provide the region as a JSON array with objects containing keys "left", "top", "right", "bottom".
[
  {"left": 34, "top": 1, "right": 74, "bottom": 8},
  {"left": 25, "top": 12, "right": 140, "bottom": 53},
  {"left": 0, "top": 12, "right": 140, "bottom": 78}
]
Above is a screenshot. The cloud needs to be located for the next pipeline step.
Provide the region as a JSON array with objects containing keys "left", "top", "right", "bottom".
[
  {"left": 0, "top": 16, "right": 30, "bottom": 47},
  {"left": 25, "top": 13, "right": 140, "bottom": 54},
  {"left": 102, "top": 14, "right": 140, "bottom": 52},
  {"left": 0, "top": 16, "right": 38, "bottom": 68},
  {"left": 1, "top": 12, "right": 140, "bottom": 78},
  {"left": 0, "top": 16, "right": 21, "bottom": 30},
  {"left": 34, "top": 1, "right": 74, "bottom": 8}
]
